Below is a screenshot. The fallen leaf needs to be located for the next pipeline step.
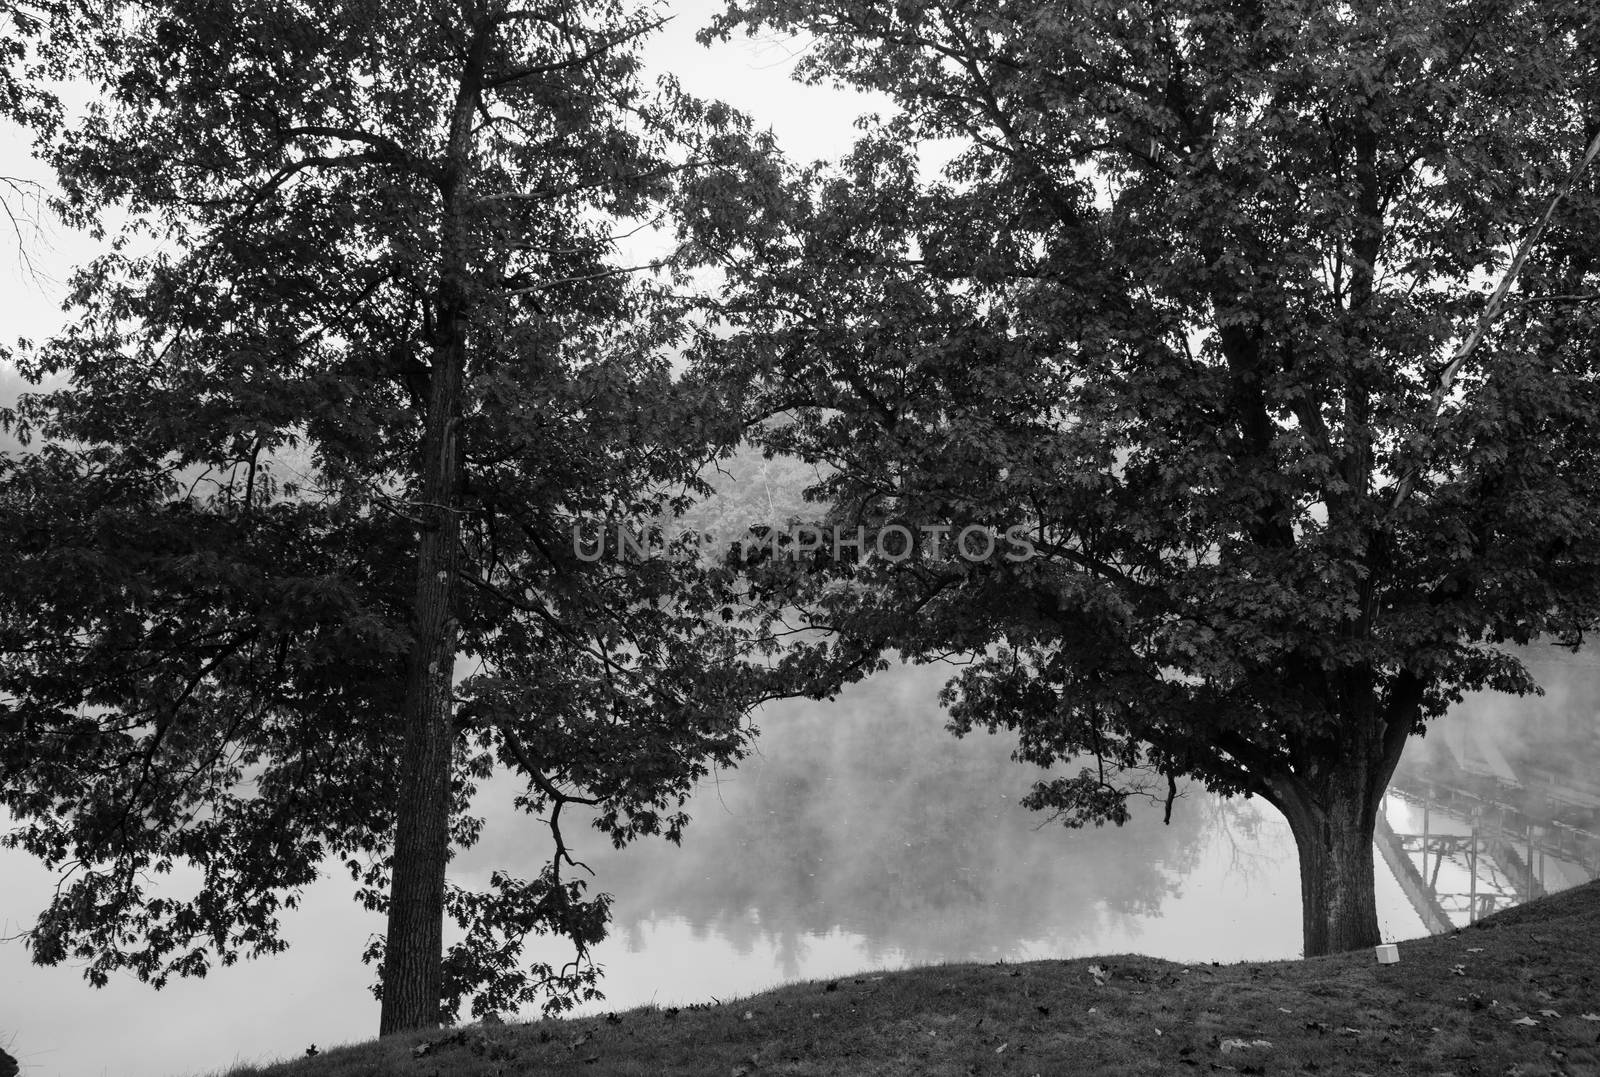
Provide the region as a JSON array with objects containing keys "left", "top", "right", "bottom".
[
  {"left": 1579, "top": 1013, "right": 1600, "bottom": 1021},
  {"left": 996, "top": 1042, "right": 1010, "bottom": 1054},
  {"left": 1277, "top": 1007, "right": 1293, "bottom": 1014},
  {"left": 1219, "top": 1039, "right": 1272, "bottom": 1053},
  {"left": 1512, "top": 1016, "right": 1540, "bottom": 1027},
  {"left": 1539, "top": 1009, "right": 1560, "bottom": 1019}
]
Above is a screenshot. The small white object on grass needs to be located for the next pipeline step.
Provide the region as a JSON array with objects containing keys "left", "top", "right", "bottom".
[{"left": 1374, "top": 943, "right": 1400, "bottom": 965}]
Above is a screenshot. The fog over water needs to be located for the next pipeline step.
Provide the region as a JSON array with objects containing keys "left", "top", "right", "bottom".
[{"left": 465, "top": 664, "right": 1265, "bottom": 966}]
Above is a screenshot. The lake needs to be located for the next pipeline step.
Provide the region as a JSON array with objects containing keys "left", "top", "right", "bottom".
[{"left": 2, "top": 653, "right": 1596, "bottom": 1077}]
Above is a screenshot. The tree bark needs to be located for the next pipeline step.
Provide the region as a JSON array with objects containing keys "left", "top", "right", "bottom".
[
  {"left": 1277, "top": 767, "right": 1383, "bottom": 956},
  {"left": 1252, "top": 671, "right": 1422, "bottom": 958},
  {"left": 378, "top": 26, "right": 484, "bottom": 1037},
  {"left": 378, "top": 294, "right": 466, "bottom": 1035}
]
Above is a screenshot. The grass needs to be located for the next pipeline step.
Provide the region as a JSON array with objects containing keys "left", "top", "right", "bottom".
[{"left": 216, "top": 881, "right": 1600, "bottom": 1077}]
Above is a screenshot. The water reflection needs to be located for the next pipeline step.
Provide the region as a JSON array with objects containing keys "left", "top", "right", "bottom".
[
  {"left": 463, "top": 664, "right": 1208, "bottom": 969},
  {"left": 458, "top": 663, "right": 1338, "bottom": 1012}
]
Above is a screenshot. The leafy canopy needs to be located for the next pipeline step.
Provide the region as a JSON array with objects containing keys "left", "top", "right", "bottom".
[{"left": 696, "top": 0, "right": 1600, "bottom": 827}]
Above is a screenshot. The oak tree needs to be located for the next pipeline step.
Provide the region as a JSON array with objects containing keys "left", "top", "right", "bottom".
[
  {"left": 701, "top": 0, "right": 1600, "bottom": 955},
  {"left": 0, "top": 0, "right": 776, "bottom": 1031}
]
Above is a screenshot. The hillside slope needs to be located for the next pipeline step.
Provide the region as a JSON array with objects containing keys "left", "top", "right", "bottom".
[{"left": 217, "top": 881, "right": 1600, "bottom": 1077}]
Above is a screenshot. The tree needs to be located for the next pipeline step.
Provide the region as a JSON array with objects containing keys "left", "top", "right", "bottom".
[
  {"left": 698, "top": 0, "right": 1600, "bottom": 955},
  {"left": 0, "top": 0, "right": 778, "bottom": 1031}
]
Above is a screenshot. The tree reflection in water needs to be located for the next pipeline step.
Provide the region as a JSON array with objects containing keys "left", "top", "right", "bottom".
[{"left": 458, "top": 662, "right": 1252, "bottom": 982}]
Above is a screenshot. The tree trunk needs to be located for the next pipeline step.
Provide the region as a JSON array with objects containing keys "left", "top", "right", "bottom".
[
  {"left": 378, "top": 32, "right": 483, "bottom": 1036},
  {"left": 1279, "top": 768, "right": 1382, "bottom": 956},
  {"left": 1260, "top": 672, "right": 1421, "bottom": 958},
  {"left": 378, "top": 298, "right": 465, "bottom": 1035}
]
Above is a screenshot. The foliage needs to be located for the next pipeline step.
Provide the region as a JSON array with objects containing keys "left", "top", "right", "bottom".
[
  {"left": 677, "top": 433, "right": 830, "bottom": 554},
  {"left": 0, "top": 1, "right": 72, "bottom": 136}
]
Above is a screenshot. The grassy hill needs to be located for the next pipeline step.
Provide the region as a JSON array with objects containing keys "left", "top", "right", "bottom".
[{"left": 214, "top": 881, "right": 1600, "bottom": 1077}]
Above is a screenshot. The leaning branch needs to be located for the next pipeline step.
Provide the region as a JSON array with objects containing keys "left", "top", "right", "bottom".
[
  {"left": 496, "top": 719, "right": 601, "bottom": 809},
  {"left": 1390, "top": 124, "right": 1600, "bottom": 513}
]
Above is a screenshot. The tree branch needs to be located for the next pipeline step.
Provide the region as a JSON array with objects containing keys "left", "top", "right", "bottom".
[
  {"left": 1390, "top": 124, "right": 1600, "bottom": 513},
  {"left": 483, "top": 18, "right": 666, "bottom": 90}
]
